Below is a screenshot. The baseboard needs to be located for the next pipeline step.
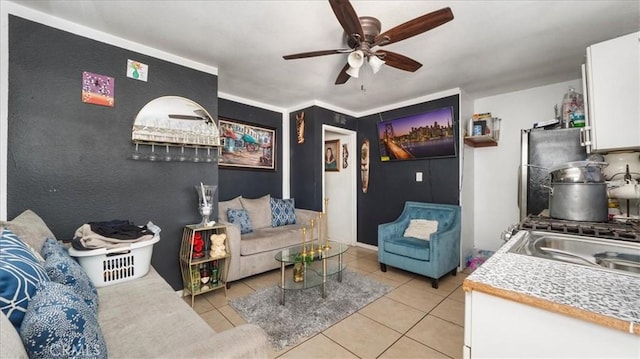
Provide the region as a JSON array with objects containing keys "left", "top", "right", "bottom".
[{"left": 355, "top": 242, "right": 378, "bottom": 252}]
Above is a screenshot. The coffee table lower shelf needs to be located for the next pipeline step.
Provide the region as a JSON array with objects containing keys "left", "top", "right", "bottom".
[{"left": 275, "top": 241, "right": 349, "bottom": 305}]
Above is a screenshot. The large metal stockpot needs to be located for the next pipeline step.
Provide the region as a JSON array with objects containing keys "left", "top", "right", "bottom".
[
  {"left": 548, "top": 182, "right": 608, "bottom": 222},
  {"left": 548, "top": 161, "right": 608, "bottom": 183}
]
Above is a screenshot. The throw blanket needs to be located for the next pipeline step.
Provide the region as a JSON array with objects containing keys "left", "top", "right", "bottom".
[{"left": 72, "top": 220, "right": 155, "bottom": 250}]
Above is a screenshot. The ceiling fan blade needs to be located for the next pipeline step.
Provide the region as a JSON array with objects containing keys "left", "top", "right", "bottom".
[
  {"left": 283, "top": 49, "right": 350, "bottom": 60},
  {"left": 374, "top": 7, "right": 453, "bottom": 46},
  {"left": 335, "top": 63, "right": 351, "bottom": 85},
  {"left": 379, "top": 51, "right": 422, "bottom": 72},
  {"left": 329, "top": 0, "right": 364, "bottom": 44}
]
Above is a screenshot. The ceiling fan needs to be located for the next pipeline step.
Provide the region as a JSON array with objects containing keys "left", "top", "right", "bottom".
[{"left": 283, "top": 0, "right": 454, "bottom": 85}]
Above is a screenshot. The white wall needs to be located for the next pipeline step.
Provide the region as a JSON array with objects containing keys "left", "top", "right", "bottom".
[{"left": 470, "top": 79, "right": 583, "bottom": 251}]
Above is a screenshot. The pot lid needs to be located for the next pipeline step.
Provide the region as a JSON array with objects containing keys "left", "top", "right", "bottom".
[{"left": 549, "top": 160, "right": 608, "bottom": 172}]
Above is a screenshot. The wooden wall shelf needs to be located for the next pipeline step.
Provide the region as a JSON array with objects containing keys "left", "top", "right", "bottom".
[{"left": 464, "top": 135, "right": 498, "bottom": 148}]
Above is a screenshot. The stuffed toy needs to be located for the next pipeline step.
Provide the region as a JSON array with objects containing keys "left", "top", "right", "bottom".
[{"left": 210, "top": 233, "right": 227, "bottom": 258}]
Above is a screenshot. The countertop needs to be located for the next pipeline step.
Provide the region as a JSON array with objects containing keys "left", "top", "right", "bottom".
[{"left": 463, "top": 233, "right": 640, "bottom": 336}]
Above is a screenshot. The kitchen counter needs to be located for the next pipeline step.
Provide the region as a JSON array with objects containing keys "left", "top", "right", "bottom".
[{"left": 463, "top": 234, "right": 640, "bottom": 336}]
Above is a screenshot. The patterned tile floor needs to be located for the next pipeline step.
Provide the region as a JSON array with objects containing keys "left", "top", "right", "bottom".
[{"left": 186, "top": 245, "right": 468, "bottom": 358}]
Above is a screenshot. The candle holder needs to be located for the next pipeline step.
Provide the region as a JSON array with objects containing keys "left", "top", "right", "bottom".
[
  {"left": 323, "top": 197, "right": 331, "bottom": 250},
  {"left": 301, "top": 227, "right": 308, "bottom": 258},
  {"left": 308, "top": 219, "right": 316, "bottom": 257},
  {"left": 317, "top": 213, "right": 322, "bottom": 249},
  {"left": 195, "top": 184, "right": 217, "bottom": 227}
]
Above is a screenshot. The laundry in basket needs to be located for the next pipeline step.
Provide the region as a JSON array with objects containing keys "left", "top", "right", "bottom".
[{"left": 69, "top": 220, "right": 161, "bottom": 287}]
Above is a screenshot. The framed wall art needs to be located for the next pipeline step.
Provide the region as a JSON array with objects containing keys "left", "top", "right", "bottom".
[
  {"left": 219, "top": 118, "right": 276, "bottom": 170},
  {"left": 324, "top": 139, "right": 340, "bottom": 172},
  {"left": 81, "top": 71, "right": 114, "bottom": 107},
  {"left": 377, "top": 106, "right": 456, "bottom": 161}
]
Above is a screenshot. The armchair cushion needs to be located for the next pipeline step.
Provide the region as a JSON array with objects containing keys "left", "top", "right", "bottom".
[
  {"left": 384, "top": 237, "right": 430, "bottom": 261},
  {"left": 403, "top": 219, "right": 438, "bottom": 240}
]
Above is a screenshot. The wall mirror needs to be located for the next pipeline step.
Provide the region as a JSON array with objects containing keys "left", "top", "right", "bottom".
[{"left": 132, "top": 96, "right": 220, "bottom": 147}]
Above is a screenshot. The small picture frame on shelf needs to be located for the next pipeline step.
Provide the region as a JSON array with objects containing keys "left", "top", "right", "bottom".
[{"left": 472, "top": 120, "right": 486, "bottom": 136}]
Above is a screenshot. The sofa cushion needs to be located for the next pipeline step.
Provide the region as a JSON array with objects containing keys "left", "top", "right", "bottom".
[
  {"left": 0, "top": 209, "right": 56, "bottom": 253},
  {"left": 97, "top": 267, "right": 227, "bottom": 358},
  {"left": 42, "top": 238, "right": 99, "bottom": 311},
  {"left": 218, "top": 196, "right": 243, "bottom": 222},
  {"left": 270, "top": 198, "right": 296, "bottom": 227},
  {"left": 240, "top": 224, "right": 305, "bottom": 256},
  {"left": 384, "top": 236, "right": 430, "bottom": 261},
  {"left": 228, "top": 208, "right": 253, "bottom": 234},
  {"left": 403, "top": 219, "right": 438, "bottom": 240},
  {"left": 19, "top": 281, "right": 107, "bottom": 359},
  {"left": 240, "top": 195, "right": 272, "bottom": 229},
  {"left": 0, "top": 228, "right": 50, "bottom": 328}
]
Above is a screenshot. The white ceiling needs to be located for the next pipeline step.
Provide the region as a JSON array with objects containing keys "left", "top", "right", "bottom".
[{"left": 11, "top": 0, "right": 639, "bottom": 114}]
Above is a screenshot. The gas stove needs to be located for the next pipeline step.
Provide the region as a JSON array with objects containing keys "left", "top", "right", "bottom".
[{"left": 515, "top": 215, "right": 640, "bottom": 243}]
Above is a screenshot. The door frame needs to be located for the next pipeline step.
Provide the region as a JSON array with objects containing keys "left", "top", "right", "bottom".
[{"left": 322, "top": 125, "right": 357, "bottom": 246}]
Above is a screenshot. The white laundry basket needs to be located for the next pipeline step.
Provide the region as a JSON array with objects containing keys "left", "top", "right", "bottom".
[{"left": 69, "top": 234, "right": 160, "bottom": 287}]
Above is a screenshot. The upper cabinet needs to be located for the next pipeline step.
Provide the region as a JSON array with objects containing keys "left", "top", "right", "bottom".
[{"left": 583, "top": 32, "right": 639, "bottom": 153}]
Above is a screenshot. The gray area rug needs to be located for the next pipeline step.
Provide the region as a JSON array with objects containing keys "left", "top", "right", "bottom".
[{"left": 229, "top": 270, "right": 393, "bottom": 350}]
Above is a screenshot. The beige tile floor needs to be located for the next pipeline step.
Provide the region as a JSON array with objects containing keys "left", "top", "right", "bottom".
[{"left": 186, "top": 245, "right": 468, "bottom": 358}]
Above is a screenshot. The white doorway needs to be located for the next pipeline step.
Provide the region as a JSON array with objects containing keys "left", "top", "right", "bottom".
[{"left": 322, "top": 125, "right": 357, "bottom": 246}]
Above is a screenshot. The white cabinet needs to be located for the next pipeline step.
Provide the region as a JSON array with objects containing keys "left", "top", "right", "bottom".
[
  {"left": 464, "top": 291, "right": 640, "bottom": 358},
  {"left": 584, "top": 32, "right": 639, "bottom": 153}
]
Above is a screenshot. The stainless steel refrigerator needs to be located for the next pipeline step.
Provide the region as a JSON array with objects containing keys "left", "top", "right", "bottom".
[{"left": 519, "top": 128, "right": 587, "bottom": 221}]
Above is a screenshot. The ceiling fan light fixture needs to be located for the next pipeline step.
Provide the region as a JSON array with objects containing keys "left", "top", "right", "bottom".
[
  {"left": 368, "top": 55, "right": 386, "bottom": 74},
  {"left": 346, "top": 65, "right": 360, "bottom": 78},
  {"left": 347, "top": 50, "right": 365, "bottom": 69}
]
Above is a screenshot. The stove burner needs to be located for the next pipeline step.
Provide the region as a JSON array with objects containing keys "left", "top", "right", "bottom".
[{"left": 518, "top": 215, "right": 640, "bottom": 242}]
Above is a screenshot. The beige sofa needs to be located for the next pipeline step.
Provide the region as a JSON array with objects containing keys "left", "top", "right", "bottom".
[
  {"left": 217, "top": 195, "right": 320, "bottom": 283},
  {"left": 0, "top": 210, "right": 270, "bottom": 359}
]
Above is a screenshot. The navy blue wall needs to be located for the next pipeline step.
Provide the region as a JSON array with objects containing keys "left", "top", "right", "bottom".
[
  {"left": 7, "top": 15, "right": 218, "bottom": 290},
  {"left": 217, "top": 98, "right": 283, "bottom": 208},
  {"left": 356, "top": 94, "right": 460, "bottom": 246},
  {"left": 288, "top": 97, "right": 460, "bottom": 246},
  {"left": 289, "top": 107, "right": 357, "bottom": 211}
]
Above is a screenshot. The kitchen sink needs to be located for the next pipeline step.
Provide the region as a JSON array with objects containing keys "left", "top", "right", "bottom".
[{"left": 508, "top": 230, "right": 640, "bottom": 277}]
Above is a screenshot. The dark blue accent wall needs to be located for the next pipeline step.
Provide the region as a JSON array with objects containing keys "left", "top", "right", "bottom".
[
  {"left": 217, "top": 98, "right": 283, "bottom": 205},
  {"left": 289, "top": 107, "right": 357, "bottom": 211},
  {"left": 357, "top": 95, "right": 460, "bottom": 246},
  {"left": 7, "top": 15, "right": 218, "bottom": 290}
]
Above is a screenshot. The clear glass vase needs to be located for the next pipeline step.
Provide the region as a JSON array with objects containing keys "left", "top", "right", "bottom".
[{"left": 195, "top": 184, "right": 217, "bottom": 227}]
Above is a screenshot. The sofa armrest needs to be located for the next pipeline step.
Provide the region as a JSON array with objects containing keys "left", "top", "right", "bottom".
[
  {"left": 203, "top": 324, "right": 270, "bottom": 359},
  {"left": 224, "top": 223, "right": 243, "bottom": 282},
  {"left": 378, "top": 216, "right": 409, "bottom": 242},
  {"left": 428, "top": 226, "right": 461, "bottom": 268}
]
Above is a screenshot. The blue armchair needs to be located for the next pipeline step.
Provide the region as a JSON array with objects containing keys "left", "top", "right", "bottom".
[{"left": 378, "top": 202, "right": 461, "bottom": 288}]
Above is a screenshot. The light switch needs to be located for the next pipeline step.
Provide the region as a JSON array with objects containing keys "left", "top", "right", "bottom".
[{"left": 416, "top": 172, "right": 423, "bottom": 182}]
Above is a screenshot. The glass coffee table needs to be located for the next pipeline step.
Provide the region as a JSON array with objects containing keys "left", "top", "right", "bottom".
[{"left": 274, "top": 241, "right": 349, "bottom": 305}]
